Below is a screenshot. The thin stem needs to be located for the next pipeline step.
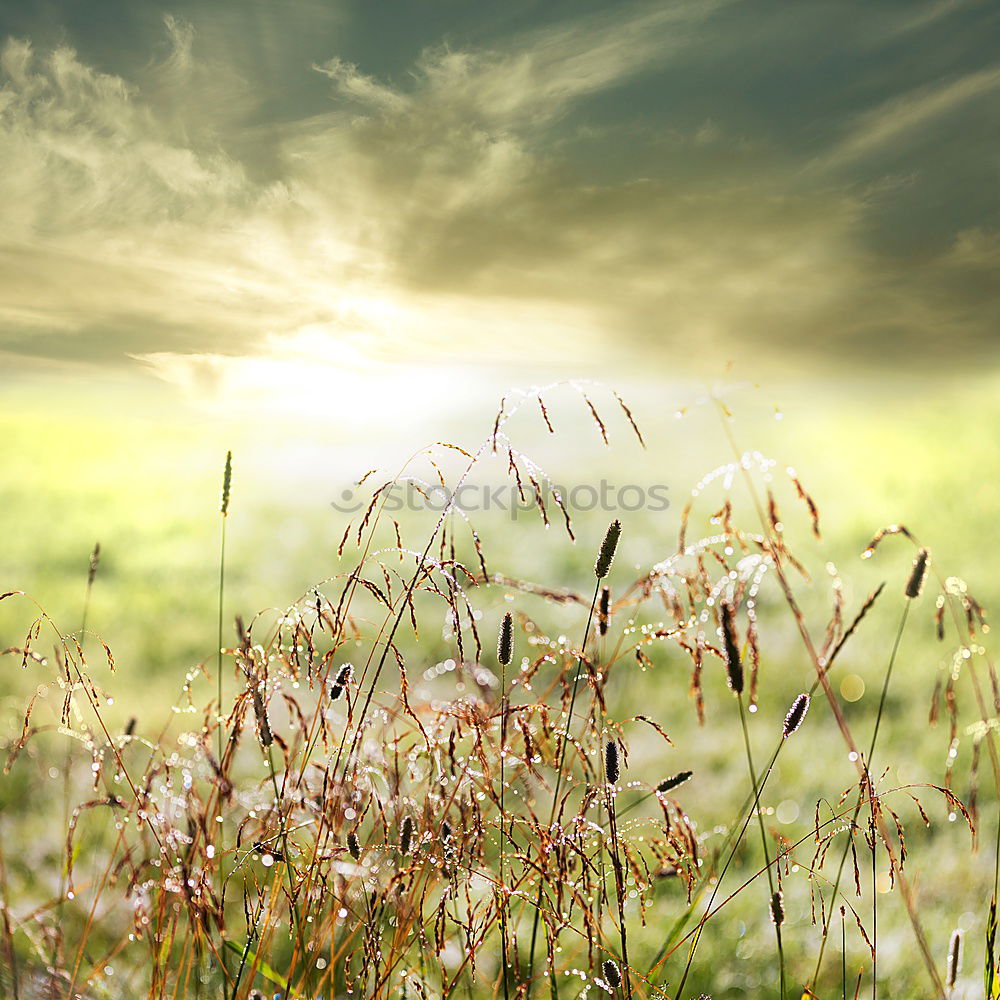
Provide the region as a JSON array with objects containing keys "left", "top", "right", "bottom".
[
  {"left": 809, "top": 602, "right": 909, "bottom": 990},
  {"left": 651, "top": 585, "right": 881, "bottom": 985},
  {"left": 871, "top": 811, "right": 877, "bottom": 1000},
  {"left": 499, "top": 658, "right": 511, "bottom": 1000},
  {"left": 217, "top": 511, "right": 228, "bottom": 993},
  {"left": 673, "top": 703, "right": 782, "bottom": 1000},
  {"left": 526, "top": 579, "right": 602, "bottom": 988},
  {"left": 842, "top": 908, "right": 847, "bottom": 1000},
  {"left": 606, "top": 784, "right": 632, "bottom": 1000},
  {"left": 738, "top": 695, "right": 784, "bottom": 1000},
  {"left": 58, "top": 543, "right": 98, "bottom": 964}
]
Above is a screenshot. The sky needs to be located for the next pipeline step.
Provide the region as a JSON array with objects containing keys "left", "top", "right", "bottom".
[{"left": 0, "top": 0, "right": 998, "bottom": 418}]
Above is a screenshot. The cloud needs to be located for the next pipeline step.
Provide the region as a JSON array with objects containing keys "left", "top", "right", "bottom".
[
  {"left": 820, "top": 64, "right": 1000, "bottom": 171},
  {"left": 0, "top": 0, "right": 997, "bottom": 392}
]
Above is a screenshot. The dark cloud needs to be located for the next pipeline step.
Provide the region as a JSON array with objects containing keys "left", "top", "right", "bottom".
[{"left": 0, "top": 0, "right": 997, "bottom": 384}]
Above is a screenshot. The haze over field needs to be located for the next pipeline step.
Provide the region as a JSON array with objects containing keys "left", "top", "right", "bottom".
[{"left": 1, "top": 0, "right": 998, "bottom": 416}]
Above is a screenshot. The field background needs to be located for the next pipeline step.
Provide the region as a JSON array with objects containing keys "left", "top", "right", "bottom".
[{"left": 1, "top": 370, "right": 998, "bottom": 996}]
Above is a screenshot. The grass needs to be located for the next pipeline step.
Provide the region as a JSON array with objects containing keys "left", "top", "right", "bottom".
[{"left": 0, "top": 378, "right": 999, "bottom": 999}]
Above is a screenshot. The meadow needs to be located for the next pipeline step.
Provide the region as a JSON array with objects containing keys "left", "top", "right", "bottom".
[{"left": 1, "top": 374, "right": 998, "bottom": 1000}]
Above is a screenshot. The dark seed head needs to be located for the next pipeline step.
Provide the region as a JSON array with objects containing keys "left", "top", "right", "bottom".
[
  {"left": 946, "top": 928, "right": 962, "bottom": 988},
  {"left": 656, "top": 770, "right": 693, "bottom": 794},
  {"left": 595, "top": 520, "right": 622, "bottom": 579},
  {"left": 124, "top": 717, "right": 137, "bottom": 737},
  {"left": 347, "top": 831, "right": 360, "bottom": 860},
  {"left": 441, "top": 820, "right": 452, "bottom": 843},
  {"left": 598, "top": 586, "right": 611, "bottom": 636},
  {"left": 330, "top": 664, "right": 351, "bottom": 701},
  {"left": 947, "top": 928, "right": 961, "bottom": 987},
  {"left": 400, "top": 816, "right": 414, "bottom": 856},
  {"left": 605, "top": 740, "right": 620, "bottom": 784},
  {"left": 769, "top": 890, "right": 784, "bottom": 928},
  {"left": 720, "top": 602, "right": 743, "bottom": 695},
  {"left": 497, "top": 612, "right": 514, "bottom": 666},
  {"left": 782, "top": 693, "right": 810, "bottom": 738},
  {"left": 906, "top": 548, "right": 930, "bottom": 600},
  {"left": 252, "top": 687, "right": 272, "bottom": 747},
  {"left": 602, "top": 959, "right": 621, "bottom": 989},
  {"left": 220, "top": 450, "right": 233, "bottom": 516}
]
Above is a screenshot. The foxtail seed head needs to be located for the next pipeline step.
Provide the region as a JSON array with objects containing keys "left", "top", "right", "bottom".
[
  {"left": 657, "top": 770, "right": 693, "bottom": 794},
  {"left": 220, "top": 450, "right": 233, "bottom": 516},
  {"left": 602, "top": 959, "right": 621, "bottom": 990},
  {"left": 769, "top": 890, "right": 784, "bottom": 928},
  {"left": 605, "top": 739, "right": 620, "bottom": 784},
  {"left": 783, "top": 693, "right": 810, "bottom": 738},
  {"left": 252, "top": 687, "right": 272, "bottom": 747},
  {"left": 595, "top": 520, "right": 622, "bottom": 579},
  {"left": 906, "top": 548, "right": 930, "bottom": 600},
  {"left": 498, "top": 612, "right": 513, "bottom": 666},
  {"left": 598, "top": 586, "right": 611, "bottom": 636},
  {"left": 720, "top": 602, "right": 744, "bottom": 695},
  {"left": 330, "top": 664, "right": 351, "bottom": 702},
  {"left": 400, "top": 816, "right": 414, "bottom": 856},
  {"left": 946, "top": 928, "right": 962, "bottom": 989}
]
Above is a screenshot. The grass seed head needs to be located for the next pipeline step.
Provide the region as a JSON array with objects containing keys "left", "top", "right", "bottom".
[
  {"left": 769, "top": 890, "right": 784, "bottom": 928},
  {"left": 783, "top": 693, "right": 810, "bottom": 738},
  {"left": 602, "top": 959, "right": 621, "bottom": 989},
  {"left": 497, "top": 611, "right": 514, "bottom": 666},
  {"left": 906, "top": 548, "right": 930, "bottom": 600},
  {"left": 347, "top": 831, "right": 360, "bottom": 860},
  {"left": 87, "top": 542, "right": 101, "bottom": 586},
  {"left": 598, "top": 586, "right": 611, "bottom": 636},
  {"left": 400, "top": 816, "right": 414, "bottom": 856},
  {"left": 720, "top": 602, "right": 744, "bottom": 695},
  {"left": 946, "top": 928, "right": 962, "bottom": 988},
  {"left": 330, "top": 664, "right": 351, "bottom": 701},
  {"left": 251, "top": 687, "right": 272, "bottom": 747},
  {"left": 605, "top": 739, "right": 620, "bottom": 784},
  {"left": 220, "top": 450, "right": 233, "bottom": 516},
  {"left": 595, "top": 519, "right": 622, "bottom": 579},
  {"left": 656, "top": 770, "right": 693, "bottom": 794}
]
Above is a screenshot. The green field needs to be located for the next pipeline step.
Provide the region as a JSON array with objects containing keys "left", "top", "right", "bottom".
[{"left": 1, "top": 374, "right": 998, "bottom": 998}]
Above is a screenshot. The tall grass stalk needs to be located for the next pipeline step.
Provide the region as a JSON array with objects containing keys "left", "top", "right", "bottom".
[
  {"left": 737, "top": 693, "right": 785, "bottom": 999},
  {"left": 217, "top": 450, "right": 232, "bottom": 992},
  {"left": 497, "top": 612, "right": 513, "bottom": 1000},
  {"left": 809, "top": 600, "right": 910, "bottom": 991},
  {"left": 606, "top": 773, "right": 632, "bottom": 1000},
  {"left": 57, "top": 541, "right": 99, "bottom": 964},
  {"left": 527, "top": 520, "right": 618, "bottom": 989}
]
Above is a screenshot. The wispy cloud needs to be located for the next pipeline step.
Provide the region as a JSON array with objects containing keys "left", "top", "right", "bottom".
[
  {"left": 0, "top": 0, "right": 997, "bottom": 395},
  {"left": 820, "top": 64, "right": 1000, "bottom": 170}
]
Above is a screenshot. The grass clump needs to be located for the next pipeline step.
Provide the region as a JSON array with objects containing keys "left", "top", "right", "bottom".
[{"left": 0, "top": 383, "right": 993, "bottom": 1000}]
